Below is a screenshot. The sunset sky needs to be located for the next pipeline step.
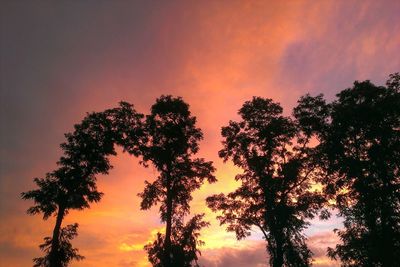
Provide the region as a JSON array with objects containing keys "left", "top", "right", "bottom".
[{"left": 1, "top": 1, "right": 400, "bottom": 266}]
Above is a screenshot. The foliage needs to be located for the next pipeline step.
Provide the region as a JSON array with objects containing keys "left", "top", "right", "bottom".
[
  {"left": 145, "top": 214, "right": 209, "bottom": 267},
  {"left": 296, "top": 73, "right": 400, "bottom": 266},
  {"left": 138, "top": 95, "right": 216, "bottom": 267},
  {"left": 22, "top": 102, "right": 144, "bottom": 266},
  {"left": 33, "top": 224, "right": 84, "bottom": 267},
  {"left": 21, "top": 76, "right": 400, "bottom": 267},
  {"left": 207, "top": 97, "right": 327, "bottom": 267},
  {"left": 22, "top": 102, "right": 144, "bottom": 218}
]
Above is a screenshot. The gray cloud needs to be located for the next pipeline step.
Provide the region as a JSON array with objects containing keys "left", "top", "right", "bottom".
[
  {"left": 198, "top": 231, "right": 341, "bottom": 267},
  {"left": 278, "top": 1, "right": 400, "bottom": 101},
  {"left": 199, "top": 243, "right": 269, "bottom": 267}
]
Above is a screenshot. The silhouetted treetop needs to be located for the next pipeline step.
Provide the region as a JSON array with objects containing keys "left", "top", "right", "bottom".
[
  {"left": 142, "top": 95, "right": 203, "bottom": 166},
  {"left": 139, "top": 95, "right": 216, "bottom": 267},
  {"left": 22, "top": 101, "right": 145, "bottom": 267},
  {"left": 22, "top": 102, "right": 144, "bottom": 218},
  {"left": 139, "top": 95, "right": 216, "bottom": 217},
  {"left": 208, "top": 97, "right": 327, "bottom": 267},
  {"left": 219, "top": 97, "right": 297, "bottom": 168},
  {"left": 292, "top": 94, "right": 330, "bottom": 139},
  {"left": 295, "top": 73, "right": 400, "bottom": 266}
]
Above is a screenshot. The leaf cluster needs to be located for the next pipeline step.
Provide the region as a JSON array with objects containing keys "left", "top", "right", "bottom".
[
  {"left": 207, "top": 97, "right": 327, "bottom": 266},
  {"left": 22, "top": 102, "right": 144, "bottom": 219},
  {"left": 33, "top": 223, "right": 84, "bottom": 267},
  {"left": 138, "top": 95, "right": 216, "bottom": 220},
  {"left": 145, "top": 214, "right": 209, "bottom": 267},
  {"left": 296, "top": 73, "right": 400, "bottom": 266}
]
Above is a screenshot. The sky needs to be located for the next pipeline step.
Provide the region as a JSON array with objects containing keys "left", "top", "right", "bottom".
[{"left": 1, "top": 0, "right": 399, "bottom": 266}]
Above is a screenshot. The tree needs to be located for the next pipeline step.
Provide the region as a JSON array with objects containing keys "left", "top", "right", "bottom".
[
  {"left": 145, "top": 214, "right": 209, "bottom": 267},
  {"left": 22, "top": 102, "right": 144, "bottom": 266},
  {"left": 33, "top": 224, "right": 84, "bottom": 267},
  {"left": 207, "top": 97, "right": 327, "bottom": 267},
  {"left": 138, "top": 95, "right": 216, "bottom": 267},
  {"left": 295, "top": 73, "right": 400, "bottom": 266}
]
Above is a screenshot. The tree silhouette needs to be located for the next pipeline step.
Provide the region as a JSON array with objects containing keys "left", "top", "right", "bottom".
[
  {"left": 138, "top": 95, "right": 216, "bottom": 267},
  {"left": 145, "top": 214, "right": 209, "bottom": 267},
  {"left": 295, "top": 73, "right": 400, "bottom": 266},
  {"left": 22, "top": 102, "right": 144, "bottom": 266},
  {"left": 33, "top": 224, "right": 84, "bottom": 267},
  {"left": 207, "top": 97, "right": 327, "bottom": 267}
]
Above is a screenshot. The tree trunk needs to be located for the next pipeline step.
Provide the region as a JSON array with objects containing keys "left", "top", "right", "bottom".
[
  {"left": 164, "top": 180, "right": 173, "bottom": 267},
  {"left": 273, "top": 236, "right": 284, "bottom": 267},
  {"left": 380, "top": 189, "right": 394, "bottom": 267},
  {"left": 49, "top": 205, "right": 65, "bottom": 267}
]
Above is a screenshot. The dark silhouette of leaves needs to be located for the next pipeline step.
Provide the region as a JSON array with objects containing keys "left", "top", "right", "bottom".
[
  {"left": 138, "top": 95, "right": 216, "bottom": 267},
  {"left": 33, "top": 224, "right": 84, "bottom": 267},
  {"left": 207, "top": 97, "right": 327, "bottom": 267},
  {"left": 296, "top": 73, "right": 400, "bottom": 267},
  {"left": 22, "top": 102, "right": 144, "bottom": 266},
  {"left": 145, "top": 214, "right": 209, "bottom": 267}
]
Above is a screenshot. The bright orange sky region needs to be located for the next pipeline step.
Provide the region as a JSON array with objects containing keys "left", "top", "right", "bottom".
[{"left": 1, "top": 1, "right": 399, "bottom": 266}]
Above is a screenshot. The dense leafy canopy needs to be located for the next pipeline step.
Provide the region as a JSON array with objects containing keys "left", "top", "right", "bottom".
[
  {"left": 207, "top": 97, "right": 327, "bottom": 267},
  {"left": 296, "top": 73, "right": 400, "bottom": 266},
  {"left": 22, "top": 74, "right": 400, "bottom": 267},
  {"left": 22, "top": 102, "right": 144, "bottom": 218},
  {"left": 138, "top": 95, "right": 216, "bottom": 267},
  {"left": 22, "top": 102, "right": 144, "bottom": 266}
]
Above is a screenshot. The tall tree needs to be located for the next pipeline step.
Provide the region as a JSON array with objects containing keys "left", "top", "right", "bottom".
[
  {"left": 22, "top": 102, "right": 144, "bottom": 266},
  {"left": 138, "top": 95, "right": 216, "bottom": 267},
  {"left": 207, "top": 97, "right": 327, "bottom": 267},
  {"left": 295, "top": 73, "right": 400, "bottom": 266}
]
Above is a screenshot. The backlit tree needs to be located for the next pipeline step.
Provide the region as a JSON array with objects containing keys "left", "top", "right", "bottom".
[
  {"left": 296, "top": 74, "right": 400, "bottom": 266},
  {"left": 22, "top": 102, "right": 144, "bottom": 266},
  {"left": 207, "top": 97, "right": 327, "bottom": 267},
  {"left": 138, "top": 95, "right": 216, "bottom": 267}
]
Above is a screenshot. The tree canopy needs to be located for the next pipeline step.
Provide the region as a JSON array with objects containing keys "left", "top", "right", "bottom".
[
  {"left": 207, "top": 97, "right": 327, "bottom": 267},
  {"left": 21, "top": 75, "right": 400, "bottom": 267},
  {"left": 295, "top": 73, "right": 400, "bottom": 266},
  {"left": 22, "top": 102, "right": 144, "bottom": 266},
  {"left": 145, "top": 213, "right": 209, "bottom": 267},
  {"left": 137, "top": 95, "right": 216, "bottom": 267},
  {"left": 33, "top": 224, "right": 84, "bottom": 267}
]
